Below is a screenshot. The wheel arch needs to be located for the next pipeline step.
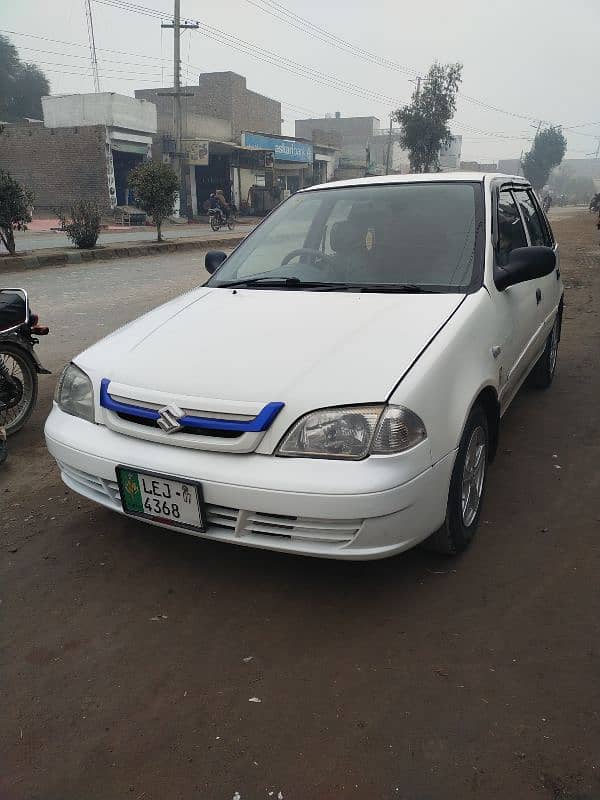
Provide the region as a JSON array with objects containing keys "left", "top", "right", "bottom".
[{"left": 471, "top": 386, "right": 500, "bottom": 462}]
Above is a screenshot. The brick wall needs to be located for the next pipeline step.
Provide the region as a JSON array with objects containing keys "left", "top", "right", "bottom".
[
  {"left": 136, "top": 72, "right": 281, "bottom": 140},
  {"left": 0, "top": 124, "right": 108, "bottom": 212}
]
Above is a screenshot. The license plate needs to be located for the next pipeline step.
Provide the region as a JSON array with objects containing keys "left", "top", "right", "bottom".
[{"left": 116, "top": 467, "right": 205, "bottom": 532}]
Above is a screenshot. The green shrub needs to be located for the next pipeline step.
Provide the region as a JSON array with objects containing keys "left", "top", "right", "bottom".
[{"left": 58, "top": 201, "right": 102, "bottom": 249}]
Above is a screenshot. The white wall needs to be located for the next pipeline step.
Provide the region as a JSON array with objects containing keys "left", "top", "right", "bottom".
[{"left": 42, "top": 93, "right": 157, "bottom": 133}]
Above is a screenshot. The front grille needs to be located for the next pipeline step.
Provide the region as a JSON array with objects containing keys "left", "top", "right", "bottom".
[
  {"left": 58, "top": 461, "right": 121, "bottom": 508},
  {"left": 58, "top": 465, "right": 363, "bottom": 550},
  {"left": 116, "top": 412, "right": 243, "bottom": 438},
  {"left": 206, "top": 505, "right": 362, "bottom": 545}
]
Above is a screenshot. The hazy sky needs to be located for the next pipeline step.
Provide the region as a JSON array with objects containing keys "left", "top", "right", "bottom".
[{"left": 4, "top": 0, "right": 600, "bottom": 162}]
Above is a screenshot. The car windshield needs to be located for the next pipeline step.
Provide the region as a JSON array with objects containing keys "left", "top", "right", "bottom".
[{"left": 209, "top": 182, "right": 483, "bottom": 292}]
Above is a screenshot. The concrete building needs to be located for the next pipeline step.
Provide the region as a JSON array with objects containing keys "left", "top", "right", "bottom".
[
  {"left": 0, "top": 93, "right": 156, "bottom": 213},
  {"left": 498, "top": 159, "right": 524, "bottom": 176},
  {"left": 296, "top": 113, "right": 460, "bottom": 176},
  {"left": 296, "top": 114, "right": 379, "bottom": 171},
  {"left": 460, "top": 161, "right": 498, "bottom": 172},
  {"left": 136, "top": 71, "right": 285, "bottom": 215},
  {"left": 135, "top": 72, "right": 281, "bottom": 140},
  {"left": 439, "top": 136, "right": 463, "bottom": 171}
]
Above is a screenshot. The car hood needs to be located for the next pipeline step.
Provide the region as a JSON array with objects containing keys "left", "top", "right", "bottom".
[{"left": 78, "top": 287, "right": 464, "bottom": 408}]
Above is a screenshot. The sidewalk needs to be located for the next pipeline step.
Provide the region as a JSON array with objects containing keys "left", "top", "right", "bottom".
[{"left": 1, "top": 223, "right": 256, "bottom": 273}]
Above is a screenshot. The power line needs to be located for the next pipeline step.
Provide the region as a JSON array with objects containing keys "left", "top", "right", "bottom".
[
  {"left": 1, "top": 28, "right": 171, "bottom": 64},
  {"left": 242, "top": 0, "right": 600, "bottom": 132},
  {"left": 15, "top": 44, "right": 170, "bottom": 70},
  {"left": 38, "top": 66, "right": 165, "bottom": 83},
  {"left": 92, "top": 0, "right": 536, "bottom": 141},
  {"left": 28, "top": 57, "right": 163, "bottom": 79},
  {"left": 91, "top": 0, "right": 561, "bottom": 143}
]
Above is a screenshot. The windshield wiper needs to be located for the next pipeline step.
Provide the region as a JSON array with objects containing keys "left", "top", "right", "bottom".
[
  {"left": 351, "top": 283, "right": 441, "bottom": 294},
  {"left": 215, "top": 276, "right": 347, "bottom": 290},
  {"left": 215, "top": 277, "right": 443, "bottom": 293}
]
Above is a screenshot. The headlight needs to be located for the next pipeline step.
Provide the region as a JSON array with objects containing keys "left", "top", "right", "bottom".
[
  {"left": 55, "top": 363, "right": 95, "bottom": 423},
  {"left": 277, "top": 405, "right": 427, "bottom": 460}
]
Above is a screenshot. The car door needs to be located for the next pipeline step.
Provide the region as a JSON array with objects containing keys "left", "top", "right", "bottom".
[
  {"left": 512, "top": 187, "right": 561, "bottom": 343},
  {"left": 492, "top": 187, "right": 540, "bottom": 410}
]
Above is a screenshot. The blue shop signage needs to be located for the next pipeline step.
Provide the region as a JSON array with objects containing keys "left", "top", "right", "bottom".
[{"left": 242, "top": 132, "right": 313, "bottom": 163}]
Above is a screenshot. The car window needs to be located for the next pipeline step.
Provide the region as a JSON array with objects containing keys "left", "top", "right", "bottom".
[
  {"left": 497, "top": 190, "right": 528, "bottom": 266},
  {"left": 230, "top": 197, "right": 318, "bottom": 278},
  {"left": 513, "top": 189, "right": 551, "bottom": 247},
  {"left": 211, "top": 182, "right": 483, "bottom": 292}
]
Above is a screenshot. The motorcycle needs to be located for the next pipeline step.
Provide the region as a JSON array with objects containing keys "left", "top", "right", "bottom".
[
  {"left": 0, "top": 288, "right": 50, "bottom": 463},
  {"left": 208, "top": 207, "right": 237, "bottom": 232}
]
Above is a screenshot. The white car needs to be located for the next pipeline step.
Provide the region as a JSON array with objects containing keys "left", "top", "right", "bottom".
[{"left": 45, "top": 173, "right": 563, "bottom": 559}]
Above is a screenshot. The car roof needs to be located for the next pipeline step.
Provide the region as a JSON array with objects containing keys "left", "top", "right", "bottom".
[{"left": 302, "top": 172, "right": 530, "bottom": 192}]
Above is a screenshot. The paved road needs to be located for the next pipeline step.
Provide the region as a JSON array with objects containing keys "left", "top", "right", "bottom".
[
  {"left": 13, "top": 224, "right": 251, "bottom": 253},
  {"left": 2, "top": 215, "right": 600, "bottom": 800}
]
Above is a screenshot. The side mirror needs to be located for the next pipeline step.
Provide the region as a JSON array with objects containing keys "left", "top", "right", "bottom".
[
  {"left": 0, "top": 288, "right": 28, "bottom": 333},
  {"left": 205, "top": 250, "right": 227, "bottom": 275},
  {"left": 494, "top": 246, "right": 556, "bottom": 291}
]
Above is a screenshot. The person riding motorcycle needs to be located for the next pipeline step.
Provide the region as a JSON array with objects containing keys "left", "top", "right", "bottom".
[{"left": 208, "top": 189, "right": 230, "bottom": 223}]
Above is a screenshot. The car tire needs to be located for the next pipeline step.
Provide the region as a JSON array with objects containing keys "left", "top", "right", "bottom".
[
  {"left": 529, "top": 312, "right": 561, "bottom": 389},
  {"left": 424, "top": 405, "right": 489, "bottom": 555}
]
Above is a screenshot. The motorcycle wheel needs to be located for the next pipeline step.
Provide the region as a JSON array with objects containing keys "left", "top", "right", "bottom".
[
  {"left": 0, "top": 343, "right": 38, "bottom": 435},
  {"left": 210, "top": 215, "right": 220, "bottom": 232},
  {"left": 227, "top": 217, "right": 236, "bottom": 231}
]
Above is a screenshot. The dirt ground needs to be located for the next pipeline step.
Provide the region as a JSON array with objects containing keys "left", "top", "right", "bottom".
[{"left": 1, "top": 209, "right": 599, "bottom": 800}]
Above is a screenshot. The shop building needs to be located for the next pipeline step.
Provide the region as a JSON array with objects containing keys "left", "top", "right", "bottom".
[{"left": 0, "top": 92, "right": 156, "bottom": 213}]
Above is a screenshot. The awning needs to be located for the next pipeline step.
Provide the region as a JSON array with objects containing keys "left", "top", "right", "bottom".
[{"left": 111, "top": 141, "right": 148, "bottom": 155}]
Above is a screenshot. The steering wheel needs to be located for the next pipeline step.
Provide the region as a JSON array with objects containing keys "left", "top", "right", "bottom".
[{"left": 280, "top": 248, "right": 336, "bottom": 267}]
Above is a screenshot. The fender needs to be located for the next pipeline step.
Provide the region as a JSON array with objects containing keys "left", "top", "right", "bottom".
[{"left": 0, "top": 332, "right": 51, "bottom": 374}]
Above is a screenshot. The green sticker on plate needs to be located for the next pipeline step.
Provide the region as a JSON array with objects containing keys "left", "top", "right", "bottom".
[{"left": 120, "top": 470, "right": 143, "bottom": 512}]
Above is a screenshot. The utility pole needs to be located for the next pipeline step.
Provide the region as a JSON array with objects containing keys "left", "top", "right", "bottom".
[
  {"left": 385, "top": 114, "right": 393, "bottom": 174},
  {"left": 160, "top": 1, "right": 198, "bottom": 217},
  {"left": 84, "top": 0, "right": 100, "bottom": 93},
  {"left": 415, "top": 75, "right": 422, "bottom": 99}
]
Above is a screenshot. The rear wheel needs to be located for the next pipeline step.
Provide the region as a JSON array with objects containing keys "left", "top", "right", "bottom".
[
  {"left": 425, "top": 405, "right": 489, "bottom": 555},
  {"left": 227, "top": 216, "right": 236, "bottom": 231},
  {"left": 0, "top": 343, "right": 38, "bottom": 435},
  {"left": 530, "top": 313, "right": 561, "bottom": 389}
]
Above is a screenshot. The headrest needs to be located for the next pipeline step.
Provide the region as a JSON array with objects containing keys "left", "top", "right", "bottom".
[{"left": 330, "top": 220, "right": 366, "bottom": 253}]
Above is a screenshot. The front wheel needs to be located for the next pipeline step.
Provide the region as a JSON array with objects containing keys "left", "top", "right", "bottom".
[
  {"left": 425, "top": 405, "right": 489, "bottom": 555},
  {"left": 210, "top": 215, "right": 220, "bottom": 232},
  {"left": 0, "top": 343, "right": 38, "bottom": 435}
]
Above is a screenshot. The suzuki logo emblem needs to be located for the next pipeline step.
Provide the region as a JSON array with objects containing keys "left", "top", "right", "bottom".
[{"left": 157, "top": 404, "right": 184, "bottom": 433}]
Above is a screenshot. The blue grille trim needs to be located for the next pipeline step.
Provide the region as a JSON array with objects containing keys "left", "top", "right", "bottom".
[{"left": 100, "top": 378, "right": 284, "bottom": 433}]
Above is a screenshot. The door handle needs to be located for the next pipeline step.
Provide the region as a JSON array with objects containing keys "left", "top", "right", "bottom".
[{"left": 536, "top": 288, "right": 542, "bottom": 305}]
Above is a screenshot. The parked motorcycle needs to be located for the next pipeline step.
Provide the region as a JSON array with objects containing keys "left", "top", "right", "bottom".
[
  {"left": 208, "top": 207, "right": 237, "bottom": 232},
  {"left": 0, "top": 288, "right": 50, "bottom": 463}
]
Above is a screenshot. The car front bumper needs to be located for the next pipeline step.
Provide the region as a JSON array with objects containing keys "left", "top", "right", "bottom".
[{"left": 45, "top": 406, "right": 456, "bottom": 560}]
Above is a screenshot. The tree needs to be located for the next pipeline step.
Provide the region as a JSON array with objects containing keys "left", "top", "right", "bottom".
[
  {"left": 0, "top": 170, "right": 34, "bottom": 255},
  {"left": 128, "top": 161, "right": 179, "bottom": 242},
  {"left": 0, "top": 35, "right": 50, "bottom": 122},
  {"left": 522, "top": 126, "right": 567, "bottom": 191},
  {"left": 394, "top": 62, "right": 463, "bottom": 173}
]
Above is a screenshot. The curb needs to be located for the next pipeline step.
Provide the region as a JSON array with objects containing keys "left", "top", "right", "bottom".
[{"left": 1, "top": 235, "right": 247, "bottom": 273}]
